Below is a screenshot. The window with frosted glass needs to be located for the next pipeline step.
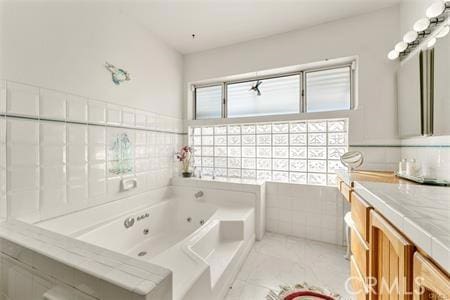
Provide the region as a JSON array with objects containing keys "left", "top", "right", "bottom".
[
  {"left": 195, "top": 85, "right": 222, "bottom": 119},
  {"left": 305, "top": 67, "right": 351, "bottom": 112},
  {"left": 189, "top": 119, "right": 348, "bottom": 186},
  {"left": 227, "top": 75, "right": 300, "bottom": 118}
]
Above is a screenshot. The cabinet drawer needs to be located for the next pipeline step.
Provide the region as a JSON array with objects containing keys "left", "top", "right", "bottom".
[
  {"left": 339, "top": 181, "right": 352, "bottom": 203},
  {"left": 351, "top": 226, "right": 369, "bottom": 279},
  {"left": 351, "top": 192, "right": 372, "bottom": 242},
  {"left": 350, "top": 255, "right": 369, "bottom": 300},
  {"left": 413, "top": 252, "right": 450, "bottom": 299}
]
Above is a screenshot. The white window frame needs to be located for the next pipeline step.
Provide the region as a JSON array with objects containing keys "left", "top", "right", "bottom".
[{"left": 192, "top": 61, "right": 355, "bottom": 120}]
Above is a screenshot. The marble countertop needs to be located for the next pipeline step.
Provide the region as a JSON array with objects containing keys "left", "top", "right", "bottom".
[
  {"left": 0, "top": 220, "right": 171, "bottom": 296},
  {"left": 353, "top": 181, "right": 449, "bottom": 273}
]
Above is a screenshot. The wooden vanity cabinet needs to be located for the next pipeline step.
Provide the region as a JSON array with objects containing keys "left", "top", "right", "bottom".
[
  {"left": 351, "top": 192, "right": 372, "bottom": 242},
  {"left": 413, "top": 252, "right": 450, "bottom": 300},
  {"left": 369, "top": 210, "right": 414, "bottom": 299}
]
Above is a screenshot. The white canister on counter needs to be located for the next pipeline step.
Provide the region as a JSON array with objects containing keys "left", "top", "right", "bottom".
[
  {"left": 405, "top": 159, "right": 420, "bottom": 176},
  {"left": 398, "top": 158, "right": 407, "bottom": 175}
]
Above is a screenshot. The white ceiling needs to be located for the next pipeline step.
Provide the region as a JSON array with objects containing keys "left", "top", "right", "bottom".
[{"left": 122, "top": 0, "right": 400, "bottom": 54}]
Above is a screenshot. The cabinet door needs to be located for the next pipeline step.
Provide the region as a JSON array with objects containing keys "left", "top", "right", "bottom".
[
  {"left": 352, "top": 192, "right": 372, "bottom": 242},
  {"left": 413, "top": 252, "right": 450, "bottom": 300},
  {"left": 369, "top": 210, "right": 414, "bottom": 299}
]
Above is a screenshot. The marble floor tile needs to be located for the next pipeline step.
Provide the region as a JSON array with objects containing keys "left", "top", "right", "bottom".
[{"left": 225, "top": 233, "right": 351, "bottom": 299}]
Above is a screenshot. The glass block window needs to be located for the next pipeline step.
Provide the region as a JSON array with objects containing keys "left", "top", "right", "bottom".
[{"left": 189, "top": 119, "right": 348, "bottom": 186}]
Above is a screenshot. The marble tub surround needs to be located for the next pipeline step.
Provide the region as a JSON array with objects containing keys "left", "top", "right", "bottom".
[
  {"left": 0, "top": 219, "right": 172, "bottom": 299},
  {"left": 354, "top": 181, "right": 450, "bottom": 273}
]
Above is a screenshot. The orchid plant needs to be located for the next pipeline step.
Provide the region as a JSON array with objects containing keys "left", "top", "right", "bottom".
[{"left": 176, "top": 146, "right": 192, "bottom": 174}]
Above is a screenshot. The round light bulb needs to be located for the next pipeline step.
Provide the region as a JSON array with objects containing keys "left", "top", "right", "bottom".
[
  {"left": 414, "top": 18, "right": 431, "bottom": 32},
  {"left": 387, "top": 50, "right": 399, "bottom": 60},
  {"left": 403, "top": 31, "right": 418, "bottom": 43},
  {"left": 426, "top": 1, "right": 445, "bottom": 18},
  {"left": 427, "top": 37, "right": 437, "bottom": 48},
  {"left": 436, "top": 25, "right": 449, "bottom": 38},
  {"left": 394, "top": 41, "right": 408, "bottom": 52}
]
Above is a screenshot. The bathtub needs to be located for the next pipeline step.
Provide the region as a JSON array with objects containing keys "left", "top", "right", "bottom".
[{"left": 36, "top": 185, "right": 256, "bottom": 300}]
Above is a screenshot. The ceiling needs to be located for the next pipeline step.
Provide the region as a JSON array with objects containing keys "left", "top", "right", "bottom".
[{"left": 122, "top": 0, "right": 400, "bottom": 54}]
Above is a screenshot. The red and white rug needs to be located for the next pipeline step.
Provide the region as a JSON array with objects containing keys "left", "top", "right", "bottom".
[{"left": 266, "top": 282, "right": 341, "bottom": 300}]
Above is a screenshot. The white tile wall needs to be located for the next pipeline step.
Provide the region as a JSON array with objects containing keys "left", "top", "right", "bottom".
[
  {"left": 348, "top": 146, "right": 400, "bottom": 171},
  {"left": 40, "top": 89, "right": 66, "bottom": 120},
  {"left": 6, "top": 82, "right": 39, "bottom": 117},
  {"left": 0, "top": 81, "right": 6, "bottom": 114},
  {"left": 0, "top": 79, "right": 185, "bottom": 223},
  {"left": 401, "top": 135, "right": 450, "bottom": 181},
  {"left": 67, "top": 95, "right": 88, "bottom": 123},
  {"left": 265, "top": 182, "right": 348, "bottom": 246},
  {"left": 0, "top": 117, "right": 5, "bottom": 219}
]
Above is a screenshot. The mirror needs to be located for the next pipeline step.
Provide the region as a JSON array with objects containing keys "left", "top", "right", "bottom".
[
  {"left": 397, "top": 21, "right": 450, "bottom": 138},
  {"left": 433, "top": 25, "right": 450, "bottom": 136},
  {"left": 340, "top": 151, "right": 364, "bottom": 170}
]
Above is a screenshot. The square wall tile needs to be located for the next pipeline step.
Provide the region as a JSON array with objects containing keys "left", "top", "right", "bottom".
[
  {"left": 107, "top": 104, "right": 122, "bottom": 125},
  {"left": 67, "top": 144, "right": 87, "bottom": 164},
  {"left": 88, "top": 144, "right": 106, "bottom": 162},
  {"left": 7, "top": 144, "right": 39, "bottom": 166},
  {"left": 88, "top": 179, "right": 106, "bottom": 203},
  {"left": 40, "top": 166, "right": 66, "bottom": 187},
  {"left": 0, "top": 80, "right": 6, "bottom": 113},
  {"left": 7, "top": 119, "right": 38, "bottom": 144},
  {"left": 135, "top": 113, "right": 146, "bottom": 128},
  {"left": 88, "top": 100, "right": 106, "bottom": 124},
  {"left": 67, "top": 95, "right": 87, "bottom": 123},
  {"left": 39, "top": 89, "right": 66, "bottom": 120},
  {"left": 122, "top": 109, "right": 135, "bottom": 127},
  {"left": 7, "top": 167, "right": 39, "bottom": 191},
  {"left": 67, "top": 124, "right": 87, "bottom": 145},
  {"left": 40, "top": 145, "right": 65, "bottom": 166},
  {"left": 67, "top": 185, "right": 88, "bottom": 206},
  {"left": 67, "top": 164, "right": 87, "bottom": 186},
  {"left": 88, "top": 126, "right": 106, "bottom": 144},
  {"left": 6, "top": 82, "right": 39, "bottom": 117},
  {"left": 40, "top": 187, "right": 67, "bottom": 219},
  {"left": 88, "top": 163, "right": 106, "bottom": 182},
  {"left": 8, "top": 189, "right": 40, "bottom": 222},
  {"left": 40, "top": 122, "right": 66, "bottom": 145}
]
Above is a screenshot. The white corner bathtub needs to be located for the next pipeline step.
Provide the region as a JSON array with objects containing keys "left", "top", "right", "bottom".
[{"left": 36, "top": 185, "right": 256, "bottom": 300}]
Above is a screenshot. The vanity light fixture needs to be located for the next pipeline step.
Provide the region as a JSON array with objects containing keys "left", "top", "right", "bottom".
[
  {"left": 394, "top": 41, "right": 408, "bottom": 52},
  {"left": 387, "top": 50, "right": 399, "bottom": 60},
  {"left": 388, "top": 1, "right": 449, "bottom": 60},
  {"left": 403, "top": 30, "right": 419, "bottom": 43},
  {"left": 427, "top": 37, "right": 437, "bottom": 48},
  {"left": 426, "top": 1, "right": 449, "bottom": 18},
  {"left": 436, "top": 25, "right": 449, "bottom": 37},
  {"left": 414, "top": 18, "right": 431, "bottom": 32}
]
